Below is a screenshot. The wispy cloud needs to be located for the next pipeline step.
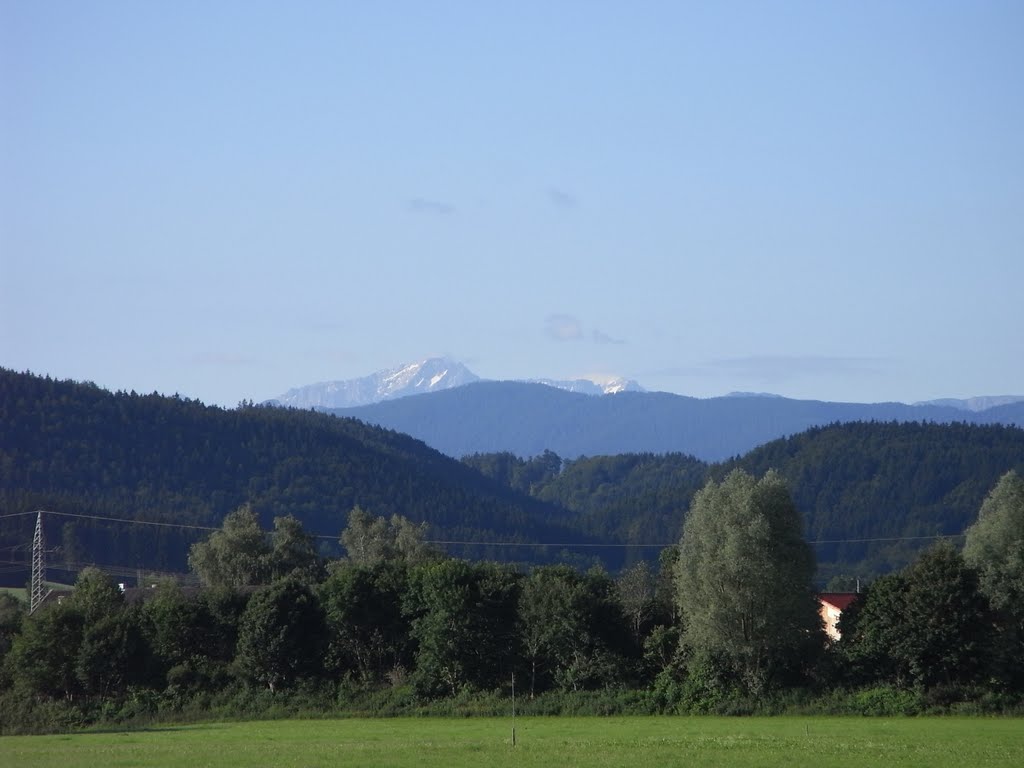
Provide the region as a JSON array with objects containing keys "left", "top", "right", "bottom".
[
  {"left": 406, "top": 198, "right": 455, "bottom": 216},
  {"left": 545, "top": 313, "right": 585, "bottom": 341},
  {"left": 652, "top": 355, "right": 890, "bottom": 379},
  {"left": 546, "top": 186, "right": 578, "bottom": 210},
  {"left": 592, "top": 329, "right": 625, "bottom": 345},
  {"left": 710, "top": 355, "right": 889, "bottom": 378},
  {"left": 544, "top": 314, "right": 627, "bottom": 345},
  {"left": 190, "top": 353, "right": 259, "bottom": 367}
]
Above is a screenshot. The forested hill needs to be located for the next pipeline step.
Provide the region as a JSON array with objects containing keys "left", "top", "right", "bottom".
[
  {"left": 4, "top": 368, "right": 1024, "bottom": 580},
  {"left": 727, "top": 421, "right": 1024, "bottom": 576},
  {"left": 0, "top": 369, "right": 579, "bottom": 573},
  {"left": 466, "top": 422, "right": 1024, "bottom": 578},
  {"left": 335, "top": 380, "right": 1024, "bottom": 462}
]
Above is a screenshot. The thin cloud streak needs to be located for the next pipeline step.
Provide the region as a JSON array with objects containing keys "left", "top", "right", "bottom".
[
  {"left": 545, "top": 313, "right": 584, "bottom": 341},
  {"left": 650, "top": 355, "right": 892, "bottom": 380},
  {"left": 592, "top": 329, "right": 626, "bottom": 345},
  {"left": 406, "top": 198, "right": 456, "bottom": 216},
  {"left": 190, "top": 353, "right": 260, "bottom": 368}
]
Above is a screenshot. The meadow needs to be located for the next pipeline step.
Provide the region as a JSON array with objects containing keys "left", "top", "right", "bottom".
[{"left": 2, "top": 716, "right": 1022, "bottom": 768}]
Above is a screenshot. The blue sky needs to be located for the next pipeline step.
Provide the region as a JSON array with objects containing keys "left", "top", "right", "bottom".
[{"left": 2, "top": 1, "right": 1022, "bottom": 406}]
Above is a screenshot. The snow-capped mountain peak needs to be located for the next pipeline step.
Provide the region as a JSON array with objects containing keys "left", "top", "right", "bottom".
[
  {"left": 268, "top": 359, "right": 645, "bottom": 409},
  {"left": 601, "top": 377, "right": 645, "bottom": 395},
  {"left": 269, "top": 357, "right": 480, "bottom": 409}
]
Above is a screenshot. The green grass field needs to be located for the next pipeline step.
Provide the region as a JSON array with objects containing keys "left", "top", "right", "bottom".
[
  {"left": 2, "top": 716, "right": 1022, "bottom": 768},
  {"left": 0, "top": 581, "right": 72, "bottom": 603},
  {"left": 0, "top": 586, "right": 28, "bottom": 602}
]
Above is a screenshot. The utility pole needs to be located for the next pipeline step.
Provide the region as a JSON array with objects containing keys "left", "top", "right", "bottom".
[
  {"left": 511, "top": 672, "right": 516, "bottom": 747},
  {"left": 30, "top": 511, "right": 45, "bottom": 613}
]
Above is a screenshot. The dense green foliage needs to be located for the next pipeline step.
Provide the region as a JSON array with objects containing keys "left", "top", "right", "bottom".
[
  {"left": 837, "top": 544, "right": 997, "bottom": 689},
  {"left": 963, "top": 471, "right": 1024, "bottom": 623},
  {"left": 465, "top": 451, "right": 707, "bottom": 549}
]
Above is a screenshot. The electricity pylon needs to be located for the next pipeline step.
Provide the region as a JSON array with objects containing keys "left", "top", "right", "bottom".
[{"left": 30, "top": 511, "right": 45, "bottom": 613}]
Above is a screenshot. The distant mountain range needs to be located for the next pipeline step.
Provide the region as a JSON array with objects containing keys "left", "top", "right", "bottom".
[
  {"left": 914, "top": 395, "right": 1024, "bottom": 412},
  {"left": 330, "top": 381, "right": 1024, "bottom": 462},
  {"left": 268, "top": 357, "right": 644, "bottom": 408}
]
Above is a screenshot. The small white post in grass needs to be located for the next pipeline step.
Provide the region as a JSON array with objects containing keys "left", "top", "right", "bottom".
[{"left": 511, "top": 671, "right": 516, "bottom": 747}]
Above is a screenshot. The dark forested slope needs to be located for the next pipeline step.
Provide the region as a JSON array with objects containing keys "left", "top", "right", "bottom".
[
  {"left": 0, "top": 369, "right": 577, "bottom": 573},
  {"left": 727, "top": 421, "right": 1024, "bottom": 575},
  {"left": 467, "top": 422, "right": 1024, "bottom": 577}
]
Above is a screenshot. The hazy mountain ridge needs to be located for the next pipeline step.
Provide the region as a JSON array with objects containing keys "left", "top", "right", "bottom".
[
  {"left": 914, "top": 395, "right": 1024, "bottom": 412},
  {"left": 276, "top": 357, "right": 1020, "bottom": 415},
  {"left": 334, "top": 381, "right": 1024, "bottom": 462}
]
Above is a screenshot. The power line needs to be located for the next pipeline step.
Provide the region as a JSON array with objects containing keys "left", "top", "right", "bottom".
[
  {"left": 809, "top": 533, "right": 965, "bottom": 545},
  {"left": 0, "top": 509, "right": 221, "bottom": 533},
  {"left": 1, "top": 509, "right": 968, "bottom": 550}
]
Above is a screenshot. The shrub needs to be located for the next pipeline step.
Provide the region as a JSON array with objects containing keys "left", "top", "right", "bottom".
[{"left": 850, "top": 686, "right": 923, "bottom": 716}]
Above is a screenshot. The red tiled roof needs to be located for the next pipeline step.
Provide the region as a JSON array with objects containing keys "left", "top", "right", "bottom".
[{"left": 818, "top": 592, "right": 860, "bottom": 611}]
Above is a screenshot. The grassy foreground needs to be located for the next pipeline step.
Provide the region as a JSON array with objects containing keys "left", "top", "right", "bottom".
[{"left": 1, "top": 715, "right": 1022, "bottom": 768}]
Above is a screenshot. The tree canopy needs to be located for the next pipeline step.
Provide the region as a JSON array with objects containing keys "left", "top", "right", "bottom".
[{"left": 963, "top": 471, "right": 1024, "bottom": 619}]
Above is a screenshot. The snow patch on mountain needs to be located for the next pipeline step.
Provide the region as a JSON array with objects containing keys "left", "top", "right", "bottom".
[{"left": 528, "top": 377, "right": 645, "bottom": 395}]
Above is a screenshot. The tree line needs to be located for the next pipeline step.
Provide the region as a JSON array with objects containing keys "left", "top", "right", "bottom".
[{"left": 3, "top": 470, "right": 1024, "bottom": 732}]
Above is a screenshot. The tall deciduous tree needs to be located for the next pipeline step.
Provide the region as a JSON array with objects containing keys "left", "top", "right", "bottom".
[
  {"left": 268, "top": 514, "right": 324, "bottom": 583},
  {"left": 518, "top": 565, "right": 629, "bottom": 696},
  {"left": 69, "top": 567, "right": 124, "bottom": 623},
  {"left": 676, "top": 469, "right": 822, "bottom": 692},
  {"left": 319, "top": 561, "right": 413, "bottom": 683},
  {"left": 4, "top": 600, "right": 84, "bottom": 700},
  {"left": 75, "top": 608, "right": 148, "bottom": 697},
  {"left": 616, "top": 561, "right": 655, "bottom": 644},
  {"left": 189, "top": 504, "right": 270, "bottom": 587},
  {"left": 235, "top": 579, "right": 326, "bottom": 692},
  {"left": 963, "top": 471, "right": 1024, "bottom": 621},
  {"left": 340, "top": 507, "right": 437, "bottom": 566},
  {"left": 405, "top": 560, "right": 520, "bottom": 696}
]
